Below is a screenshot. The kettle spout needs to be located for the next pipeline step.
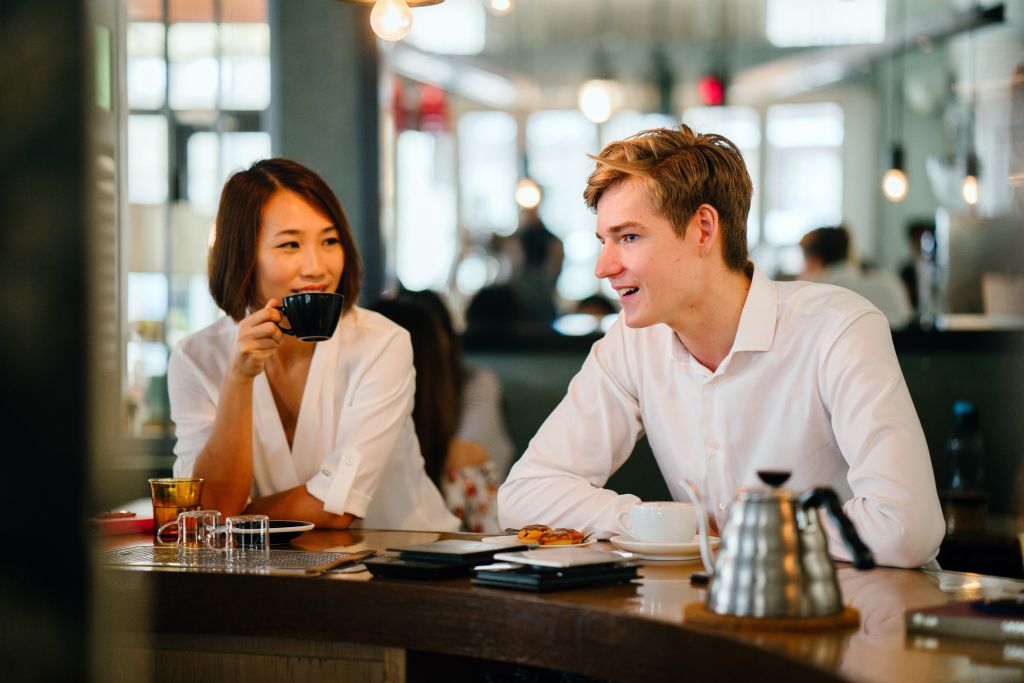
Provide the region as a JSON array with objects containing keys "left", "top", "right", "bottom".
[{"left": 678, "top": 479, "right": 715, "bottom": 574}]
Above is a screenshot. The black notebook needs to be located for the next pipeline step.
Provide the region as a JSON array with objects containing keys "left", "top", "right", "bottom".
[
  {"left": 364, "top": 539, "right": 521, "bottom": 580},
  {"left": 472, "top": 548, "right": 641, "bottom": 592}
]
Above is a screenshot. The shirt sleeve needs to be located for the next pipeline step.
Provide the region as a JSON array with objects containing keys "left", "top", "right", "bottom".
[
  {"left": 167, "top": 344, "right": 218, "bottom": 479},
  {"left": 305, "top": 327, "right": 418, "bottom": 518},
  {"left": 496, "top": 323, "right": 644, "bottom": 536},
  {"left": 819, "top": 310, "right": 945, "bottom": 568}
]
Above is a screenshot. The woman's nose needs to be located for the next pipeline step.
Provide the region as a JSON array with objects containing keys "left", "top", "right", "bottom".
[{"left": 300, "top": 245, "right": 326, "bottom": 275}]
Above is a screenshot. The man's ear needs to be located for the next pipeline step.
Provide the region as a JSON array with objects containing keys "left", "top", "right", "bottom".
[{"left": 694, "top": 204, "right": 720, "bottom": 257}]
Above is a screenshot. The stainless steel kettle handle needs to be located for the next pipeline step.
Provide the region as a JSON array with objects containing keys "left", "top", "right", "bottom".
[
  {"left": 678, "top": 479, "right": 715, "bottom": 574},
  {"left": 798, "top": 487, "right": 876, "bottom": 570}
]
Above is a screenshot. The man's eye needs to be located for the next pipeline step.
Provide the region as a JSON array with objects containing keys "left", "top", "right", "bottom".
[{"left": 622, "top": 234, "right": 638, "bottom": 243}]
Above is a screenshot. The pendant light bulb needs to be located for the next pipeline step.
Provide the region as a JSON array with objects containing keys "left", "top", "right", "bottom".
[
  {"left": 881, "top": 144, "right": 908, "bottom": 203},
  {"left": 961, "top": 174, "right": 979, "bottom": 206},
  {"left": 578, "top": 79, "right": 620, "bottom": 124},
  {"left": 882, "top": 168, "right": 908, "bottom": 202},
  {"left": 961, "top": 152, "right": 980, "bottom": 206},
  {"left": 370, "top": 0, "right": 413, "bottom": 42},
  {"left": 488, "top": 0, "right": 514, "bottom": 16},
  {"left": 514, "top": 178, "right": 541, "bottom": 209}
]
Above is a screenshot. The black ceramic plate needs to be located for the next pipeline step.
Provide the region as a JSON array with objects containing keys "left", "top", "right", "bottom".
[{"left": 269, "top": 520, "right": 314, "bottom": 545}]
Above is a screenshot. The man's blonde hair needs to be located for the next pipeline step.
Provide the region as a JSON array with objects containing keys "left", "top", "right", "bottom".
[{"left": 584, "top": 124, "right": 752, "bottom": 272}]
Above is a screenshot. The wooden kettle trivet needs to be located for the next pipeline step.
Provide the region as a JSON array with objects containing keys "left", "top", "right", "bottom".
[{"left": 684, "top": 602, "right": 860, "bottom": 631}]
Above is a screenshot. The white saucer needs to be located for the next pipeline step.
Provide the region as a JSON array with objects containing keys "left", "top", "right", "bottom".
[
  {"left": 481, "top": 535, "right": 597, "bottom": 549},
  {"left": 609, "top": 534, "right": 719, "bottom": 560}
]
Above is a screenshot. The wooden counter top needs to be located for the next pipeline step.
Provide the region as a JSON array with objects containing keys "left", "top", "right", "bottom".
[{"left": 94, "top": 530, "right": 1024, "bottom": 683}]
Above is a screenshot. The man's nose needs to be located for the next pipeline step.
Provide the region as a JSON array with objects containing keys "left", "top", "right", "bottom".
[{"left": 594, "top": 244, "right": 621, "bottom": 279}]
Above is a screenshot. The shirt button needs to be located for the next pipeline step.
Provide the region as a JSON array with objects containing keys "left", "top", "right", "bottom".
[
  {"left": 718, "top": 502, "right": 728, "bottom": 511},
  {"left": 708, "top": 440, "right": 720, "bottom": 451},
  {"left": 345, "top": 456, "right": 355, "bottom": 466}
]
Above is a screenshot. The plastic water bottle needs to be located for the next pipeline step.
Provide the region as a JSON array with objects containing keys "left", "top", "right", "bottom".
[{"left": 941, "top": 400, "right": 987, "bottom": 535}]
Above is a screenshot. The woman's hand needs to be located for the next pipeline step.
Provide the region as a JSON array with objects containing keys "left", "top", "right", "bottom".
[{"left": 229, "top": 299, "right": 285, "bottom": 378}]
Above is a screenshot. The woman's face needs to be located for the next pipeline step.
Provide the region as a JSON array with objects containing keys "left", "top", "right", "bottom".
[{"left": 255, "top": 189, "right": 344, "bottom": 306}]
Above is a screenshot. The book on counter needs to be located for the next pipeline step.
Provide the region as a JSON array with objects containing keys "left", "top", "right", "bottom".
[
  {"left": 906, "top": 598, "right": 1024, "bottom": 642},
  {"left": 471, "top": 548, "right": 641, "bottom": 592},
  {"left": 363, "top": 539, "right": 521, "bottom": 580}
]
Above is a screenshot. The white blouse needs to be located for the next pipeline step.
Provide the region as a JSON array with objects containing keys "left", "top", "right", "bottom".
[{"left": 168, "top": 306, "right": 459, "bottom": 532}]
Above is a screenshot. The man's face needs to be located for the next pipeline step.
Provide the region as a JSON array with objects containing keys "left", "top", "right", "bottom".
[{"left": 594, "top": 178, "right": 706, "bottom": 330}]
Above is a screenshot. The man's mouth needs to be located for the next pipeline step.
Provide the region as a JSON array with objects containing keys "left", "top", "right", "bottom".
[{"left": 620, "top": 287, "right": 639, "bottom": 298}]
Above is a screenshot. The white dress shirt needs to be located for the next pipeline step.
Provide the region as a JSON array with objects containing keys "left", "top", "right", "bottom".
[
  {"left": 498, "top": 266, "right": 944, "bottom": 568},
  {"left": 169, "top": 307, "right": 459, "bottom": 532},
  {"left": 808, "top": 262, "right": 913, "bottom": 329}
]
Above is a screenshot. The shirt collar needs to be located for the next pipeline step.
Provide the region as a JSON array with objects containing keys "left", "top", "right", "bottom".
[{"left": 730, "top": 262, "right": 778, "bottom": 353}]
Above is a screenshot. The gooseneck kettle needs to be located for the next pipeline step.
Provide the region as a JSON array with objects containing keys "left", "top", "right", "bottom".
[{"left": 680, "top": 471, "right": 875, "bottom": 618}]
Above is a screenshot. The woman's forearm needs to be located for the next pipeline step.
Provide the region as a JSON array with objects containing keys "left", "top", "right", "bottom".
[
  {"left": 245, "top": 486, "right": 354, "bottom": 528},
  {"left": 192, "top": 371, "right": 256, "bottom": 515}
]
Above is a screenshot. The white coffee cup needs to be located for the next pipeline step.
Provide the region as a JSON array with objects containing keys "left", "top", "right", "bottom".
[{"left": 616, "top": 502, "right": 696, "bottom": 544}]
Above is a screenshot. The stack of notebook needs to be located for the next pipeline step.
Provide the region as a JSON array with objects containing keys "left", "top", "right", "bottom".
[
  {"left": 472, "top": 548, "right": 641, "bottom": 592},
  {"left": 363, "top": 539, "right": 521, "bottom": 580}
]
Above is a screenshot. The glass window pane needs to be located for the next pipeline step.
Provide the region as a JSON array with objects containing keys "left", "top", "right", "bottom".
[
  {"left": 407, "top": 0, "right": 484, "bottom": 55},
  {"left": 186, "top": 131, "right": 219, "bottom": 214},
  {"left": 764, "top": 103, "right": 844, "bottom": 246},
  {"left": 220, "top": 23, "right": 270, "bottom": 110},
  {"left": 127, "top": 23, "right": 166, "bottom": 110},
  {"left": 766, "top": 0, "right": 886, "bottom": 47},
  {"left": 458, "top": 111, "right": 518, "bottom": 236},
  {"left": 396, "top": 131, "right": 458, "bottom": 291},
  {"left": 526, "top": 110, "right": 599, "bottom": 303},
  {"left": 221, "top": 132, "right": 270, "bottom": 180},
  {"left": 127, "top": 115, "right": 168, "bottom": 204},
  {"left": 168, "top": 23, "right": 218, "bottom": 110},
  {"left": 168, "top": 0, "right": 214, "bottom": 23}
]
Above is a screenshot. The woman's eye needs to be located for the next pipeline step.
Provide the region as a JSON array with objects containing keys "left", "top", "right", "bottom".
[
  {"left": 324, "top": 237, "right": 340, "bottom": 246},
  {"left": 277, "top": 241, "right": 299, "bottom": 249}
]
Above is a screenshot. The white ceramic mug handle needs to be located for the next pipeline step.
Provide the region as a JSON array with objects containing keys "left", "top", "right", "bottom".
[
  {"left": 616, "top": 510, "right": 633, "bottom": 537},
  {"left": 155, "top": 520, "right": 177, "bottom": 545}
]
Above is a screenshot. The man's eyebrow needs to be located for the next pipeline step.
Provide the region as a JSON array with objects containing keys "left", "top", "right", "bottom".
[{"left": 596, "top": 222, "right": 643, "bottom": 238}]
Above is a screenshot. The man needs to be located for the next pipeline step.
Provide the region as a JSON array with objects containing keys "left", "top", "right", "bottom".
[
  {"left": 799, "top": 225, "right": 913, "bottom": 328},
  {"left": 497, "top": 125, "right": 944, "bottom": 568}
]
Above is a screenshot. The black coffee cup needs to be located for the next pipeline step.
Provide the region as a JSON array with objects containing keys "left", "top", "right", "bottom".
[{"left": 274, "top": 292, "right": 344, "bottom": 342}]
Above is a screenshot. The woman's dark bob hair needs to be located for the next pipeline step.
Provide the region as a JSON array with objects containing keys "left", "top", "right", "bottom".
[{"left": 208, "top": 158, "right": 362, "bottom": 321}]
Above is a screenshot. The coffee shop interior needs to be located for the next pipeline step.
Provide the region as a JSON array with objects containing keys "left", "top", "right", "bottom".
[{"left": 3, "top": 0, "right": 1024, "bottom": 680}]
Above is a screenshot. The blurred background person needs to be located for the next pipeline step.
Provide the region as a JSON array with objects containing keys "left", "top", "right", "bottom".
[
  {"left": 373, "top": 292, "right": 512, "bottom": 533},
  {"left": 799, "top": 225, "right": 913, "bottom": 329},
  {"left": 898, "top": 218, "right": 937, "bottom": 315},
  {"left": 508, "top": 206, "right": 565, "bottom": 327}
]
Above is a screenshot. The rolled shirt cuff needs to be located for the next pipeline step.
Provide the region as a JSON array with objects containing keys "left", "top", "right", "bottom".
[{"left": 305, "top": 448, "right": 372, "bottom": 518}]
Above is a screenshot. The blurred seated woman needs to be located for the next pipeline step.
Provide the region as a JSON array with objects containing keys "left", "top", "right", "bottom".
[
  {"left": 167, "top": 158, "right": 458, "bottom": 531},
  {"left": 373, "top": 292, "right": 512, "bottom": 533}
]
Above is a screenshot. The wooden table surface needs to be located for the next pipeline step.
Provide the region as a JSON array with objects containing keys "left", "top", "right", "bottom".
[{"left": 94, "top": 529, "right": 1024, "bottom": 683}]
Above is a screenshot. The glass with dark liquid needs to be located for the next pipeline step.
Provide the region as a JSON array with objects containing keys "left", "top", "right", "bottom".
[{"left": 148, "top": 477, "right": 204, "bottom": 541}]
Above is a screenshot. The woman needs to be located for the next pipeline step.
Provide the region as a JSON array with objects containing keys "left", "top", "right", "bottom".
[
  {"left": 373, "top": 292, "right": 513, "bottom": 533},
  {"left": 168, "top": 158, "right": 458, "bottom": 531}
]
